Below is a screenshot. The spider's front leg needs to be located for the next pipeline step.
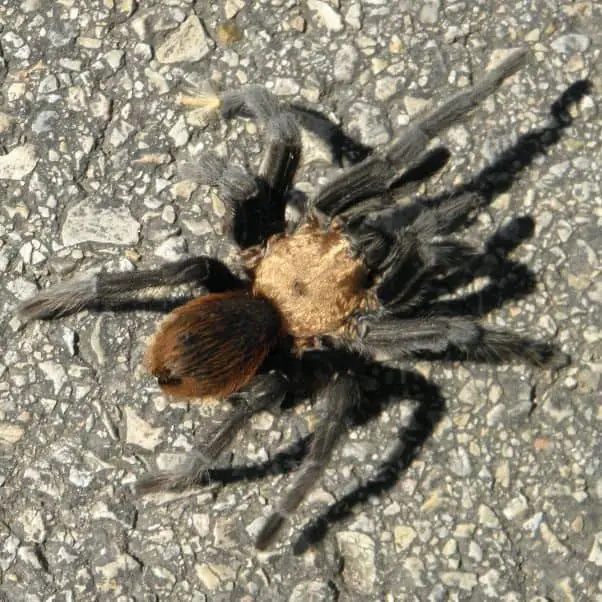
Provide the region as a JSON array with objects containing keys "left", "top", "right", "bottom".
[
  {"left": 19, "top": 256, "right": 242, "bottom": 321},
  {"left": 255, "top": 371, "right": 361, "bottom": 550},
  {"left": 180, "top": 86, "right": 302, "bottom": 247},
  {"left": 135, "top": 370, "right": 289, "bottom": 494},
  {"left": 313, "top": 48, "right": 528, "bottom": 221}
]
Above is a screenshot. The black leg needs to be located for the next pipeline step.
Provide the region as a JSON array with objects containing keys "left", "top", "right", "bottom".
[
  {"left": 19, "top": 256, "right": 242, "bottom": 320},
  {"left": 255, "top": 371, "right": 361, "bottom": 549},
  {"left": 312, "top": 49, "right": 527, "bottom": 221},
  {"left": 135, "top": 370, "right": 289, "bottom": 494},
  {"left": 351, "top": 315, "right": 569, "bottom": 368},
  {"left": 181, "top": 86, "right": 302, "bottom": 247}
]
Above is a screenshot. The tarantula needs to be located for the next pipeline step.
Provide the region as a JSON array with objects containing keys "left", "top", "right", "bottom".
[{"left": 20, "top": 48, "right": 567, "bottom": 549}]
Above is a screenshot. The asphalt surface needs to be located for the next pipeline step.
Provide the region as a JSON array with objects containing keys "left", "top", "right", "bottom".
[{"left": 1, "top": 1, "right": 600, "bottom": 600}]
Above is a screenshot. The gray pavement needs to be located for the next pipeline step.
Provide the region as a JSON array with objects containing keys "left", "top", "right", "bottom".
[{"left": 1, "top": 1, "right": 600, "bottom": 600}]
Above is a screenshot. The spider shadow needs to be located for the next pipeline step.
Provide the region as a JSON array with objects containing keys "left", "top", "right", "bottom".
[
  {"left": 383, "top": 79, "right": 591, "bottom": 232},
  {"left": 180, "top": 350, "right": 447, "bottom": 554},
  {"left": 189, "top": 81, "right": 589, "bottom": 550}
]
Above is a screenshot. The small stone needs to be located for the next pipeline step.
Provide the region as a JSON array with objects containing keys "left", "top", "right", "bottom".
[
  {"left": 104, "top": 49, "right": 125, "bottom": 71},
  {"left": 503, "top": 494, "right": 528, "bottom": 520},
  {"left": 334, "top": 44, "right": 358, "bottom": 83},
  {"left": 442, "top": 539, "right": 457, "bottom": 557},
  {"left": 195, "top": 564, "right": 236, "bottom": 591},
  {"left": 68, "top": 467, "right": 93, "bottom": 487},
  {"left": 394, "top": 525, "right": 417, "bottom": 552},
  {"left": 224, "top": 0, "right": 245, "bottom": 20},
  {"left": 291, "top": 15, "right": 307, "bottom": 32},
  {"left": 32, "top": 110, "right": 59, "bottom": 134},
  {"left": 192, "top": 513, "right": 210, "bottom": 537},
  {"left": 124, "top": 407, "right": 164, "bottom": 451},
  {"left": 347, "top": 102, "right": 390, "bottom": 146},
  {"left": 307, "top": 0, "right": 344, "bottom": 32},
  {"left": 468, "top": 540, "right": 482, "bottom": 562},
  {"left": 440, "top": 571, "right": 478, "bottom": 591},
  {"left": 38, "top": 74, "right": 59, "bottom": 95},
  {"left": 168, "top": 115, "right": 190, "bottom": 147},
  {"left": 216, "top": 21, "right": 243, "bottom": 46},
  {"left": 156, "top": 15, "right": 214, "bottom": 64},
  {"left": 522, "top": 511, "right": 544, "bottom": 535},
  {"left": 540, "top": 522, "right": 569, "bottom": 555},
  {"left": 375, "top": 77, "right": 398, "bottom": 101},
  {"left": 550, "top": 33, "right": 590, "bottom": 53},
  {"left": 0, "top": 144, "right": 38, "bottom": 180},
  {"left": 449, "top": 447, "right": 472, "bottom": 477},
  {"left": 62, "top": 200, "right": 140, "bottom": 246},
  {"left": 419, "top": 0, "right": 441, "bottom": 25},
  {"left": 161, "top": 205, "right": 177, "bottom": 224},
  {"left": 336, "top": 531, "right": 376, "bottom": 594},
  {"left": 0, "top": 423, "right": 25, "bottom": 444},
  {"left": 271, "top": 78, "right": 300, "bottom": 96},
  {"left": 289, "top": 581, "right": 336, "bottom": 602},
  {"left": 154, "top": 237, "right": 188, "bottom": 261},
  {"left": 587, "top": 531, "right": 602, "bottom": 566},
  {"left": 478, "top": 504, "right": 500, "bottom": 528}
]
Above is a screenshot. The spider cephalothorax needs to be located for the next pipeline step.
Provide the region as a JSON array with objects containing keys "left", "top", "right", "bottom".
[{"left": 20, "top": 49, "right": 569, "bottom": 549}]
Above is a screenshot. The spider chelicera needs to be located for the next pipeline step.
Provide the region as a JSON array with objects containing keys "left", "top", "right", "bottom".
[{"left": 20, "top": 48, "right": 568, "bottom": 549}]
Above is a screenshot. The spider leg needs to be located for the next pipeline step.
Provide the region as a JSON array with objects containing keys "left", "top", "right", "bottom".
[
  {"left": 313, "top": 48, "right": 527, "bottom": 220},
  {"left": 349, "top": 193, "right": 482, "bottom": 312},
  {"left": 135, "top": 370, "right": 289, "bottom": 494},
  {"left": 351, "top": 315, "right": 569, "bottom": 368},
  {"left": 181, "top": 86, "right": 301, "bottom": 246},
  {"left": 19, "top": 256, "right": 242, "bottom": 320},
  {"left": 255, "top": 371, "right": 361, "bottom": 550}
]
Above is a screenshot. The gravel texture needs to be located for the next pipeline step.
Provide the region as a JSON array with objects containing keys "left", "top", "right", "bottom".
[{"left": 1, "top": 1, "right": 600, "bottom": 600}]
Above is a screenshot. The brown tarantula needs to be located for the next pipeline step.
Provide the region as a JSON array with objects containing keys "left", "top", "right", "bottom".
[{"left": 20, "top": 49, "right": 568, "bottom": 549}]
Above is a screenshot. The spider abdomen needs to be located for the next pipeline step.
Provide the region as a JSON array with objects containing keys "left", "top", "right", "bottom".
[
  {"left": 252, "top": 223, "right": 371, "bottom": 338},
  {"left": 144, "top": 291, "right": 283, "bottom": 400}
]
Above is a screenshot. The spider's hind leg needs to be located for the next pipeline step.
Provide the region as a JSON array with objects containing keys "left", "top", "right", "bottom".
[
  {"left": 349, "top": 315, "right": 569, "bottom": 369},
  {"left": 255, "top": 371, "right": 361, "bottom": 549},
  {"left": 135, "top": 369, "right": 289, "bottom": 494}
]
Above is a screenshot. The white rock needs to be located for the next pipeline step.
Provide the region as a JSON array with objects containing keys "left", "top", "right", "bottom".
[
  {"left": 308, "top": 0, "right": 344, "bottom": 32},
  {"left": 419, "top": 0, "right": 441, "bottom": 25},
  {"left": 124, "top": 407, "right": 164, "bottom": 451},
  {"left": 551, "top": 33, "right": 590, "bottom": 54},
  {"left": 441, "top": 571, "right": 478, "bottom": 591},
  {"left": 0, "top": 144, "right": 38, "bottom": 180},
  {"left": 588, "top": 531, "right": 602, "bottom": 566},
  {"left": 62, "top": 199, "right": 140, "bottom": 246},
  {"left": 336, "top": 531, "right": 376, "bottom": 594},
  {"left": 156, "top": 15, "right": 213, "bottom": 64},
  {"left": 334, "top": 44, "right": 358, "bottom": 82}
]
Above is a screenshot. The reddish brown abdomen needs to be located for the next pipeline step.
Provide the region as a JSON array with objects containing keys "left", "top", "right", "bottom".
[{"left": 145, "top": 291, "right": 283, "bottom": 400}]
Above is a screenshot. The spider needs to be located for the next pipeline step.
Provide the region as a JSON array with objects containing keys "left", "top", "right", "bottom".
[{"left": 20, "top": 48, "right": 568, "bottom": 550}]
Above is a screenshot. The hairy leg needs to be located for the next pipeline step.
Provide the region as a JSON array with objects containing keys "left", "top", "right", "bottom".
[
  {"left": 19, "top": 256, "right": 242, "bottom": 320},
  {"left": 313, "top": 48, "right": 527, "bottom": 220},
  {"left": 255, "top": 371, "right": 361, "bottom": 549},
  {"left": 135, "top": 370, "right": 290, "bottom": 494},
  {"left": 180, "top": 87, "right": 302, "bottom": 246},
  {"left": 350, "top": 315, "right": 569, "bottom": 368}
]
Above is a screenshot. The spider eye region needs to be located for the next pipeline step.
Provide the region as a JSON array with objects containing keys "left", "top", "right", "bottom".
[{"left": 144, "top": 291, "right": 283, "bottom": 400}]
